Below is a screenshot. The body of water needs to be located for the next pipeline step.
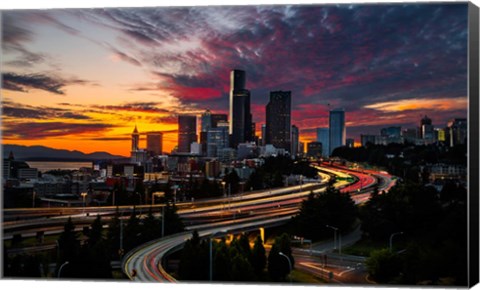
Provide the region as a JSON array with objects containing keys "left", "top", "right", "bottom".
[{"left": 26, "top": 161, "right": 93, "bottom": 173}]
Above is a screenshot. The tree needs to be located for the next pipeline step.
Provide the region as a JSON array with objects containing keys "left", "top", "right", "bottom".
[
  {"left": 162, "top": 202, "right": 185, "bottom": 236},
  {"left": 107, "top": 207, "right": 121, "bottom": 259},
  {"left": 124, "top": 207, "right": 141, "bottom": 252},
  {"left": 57, "top": 217, "right": 79, "bottom": 263},
  {"left": 251, "top": 236, "right": 267, "bottom": 278},
  {"left": 366, "top": 248, "right": 402, "bottom": 283},
  {"left": 140, "top": 207, "right": 162, "bottom": 243},
  {"left": 268, "top": 233, "right": 293, "bottom": 281},
  {"left": 178, "top": 231, "right": 209, "bottom": 281},
  {"left": 290, "top": 184, "right": 357, "bottom": 240},
  {"left": 213, "top": 239, "right": 231, "bottom": 281}
]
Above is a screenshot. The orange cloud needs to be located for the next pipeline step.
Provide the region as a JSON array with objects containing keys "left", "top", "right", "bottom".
[{"left": 365, "top": 97, "right": 467, "bottom": 112}]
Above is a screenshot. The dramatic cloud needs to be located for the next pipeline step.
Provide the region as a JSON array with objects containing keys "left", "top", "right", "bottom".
[
  {"left": 3, "top": 72, "right": 66, "bottom": 94},
  {"left": 2, "top": 122, "right": 113, "bottom": 139},
  {"left": 2, "top": 72, "right": 99, "bottom": 95},
  {"left": 1, "top": 3, "right": 469, "bottom": 152}
]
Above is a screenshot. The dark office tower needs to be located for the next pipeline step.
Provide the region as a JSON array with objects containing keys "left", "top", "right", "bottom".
[
  {"left": 420, "top": 115, "right": 434, "bottom": 140},
  {"left": 329, "top": 108, "right": 346, "bottom": 155},
  {"left": 261, "top": 124, "right": 266, "bottom": 146},
  {"left": 131, "top": 125, "right": 139, "bottom": 151},
  {"left": 266, "top": 91, "right": 292, "bottom": 151},
  {"left": 201, "top": 109, "right": 212, "bottom": 132},
  {"left": 211, "top": 114, "right": 228, "bottom": 128},
  {"left": 200, "top": 110, "right": 212, "bottom": 155},
  {"left": 307, "top": 142, "right": 323, "bottom": 158},
  {"left": 229, "top": 69, "right": 252, "bottom": 148},
  {"left": 291, "top": 125, "right": 299, "bottom": 158},
  {"left": 178, "top": 115, "right": 197, "bottom": 153},
  {"left": 146, "top": 133, "right": 163, "bottom": 156},
  {"left": 447, "top": 118, "right": 467, "bottom": 146}
]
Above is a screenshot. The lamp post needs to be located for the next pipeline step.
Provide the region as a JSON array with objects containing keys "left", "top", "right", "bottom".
[
  {"left": 81, "top": 192, "right": 87, "bottom": 213},
  {"left": 389, "top": 231, "right": 404, "bottom": 252},
  {"left": 58, "top": 261, "right": 69, "bottom": 278},
  {"left": 326, "top": 225, "right": 338, "bottom": 250},
  {"left": 209, "top": 230, "right": 227, "bottom": 281},
  {"left": 279, "top": 252, "right": 292, "bottom": 283}
]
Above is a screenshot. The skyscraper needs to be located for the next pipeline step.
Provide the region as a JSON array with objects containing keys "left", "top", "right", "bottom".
[
  {"left": 265, "top": 91, "right": 291, "bottom": 151},
  {"left": 291, "top": 125, "right": 299, "bottom": 158},
  {"left": 178, "top": 115, "right": 197, "bottom": 153},
  {"left": 146, "top": 132, "right": 163, "bottom": 156},
  {"left": 211, "top": 114, "right": 228, "bottom": 128},
  {"left": 200, "top": 110, "right": 227, "bottom": 155},
  {"left": 420, "top": 115, "right": 434, "bottom": 142},
  {"left": 261, "top": 124, "right": 266, "bottom": 146},
  {"left": 207, "top": 124, "right": 230, "bottom": 158},
  {"left": 329, "top": 109, "right": 346, "bottom": 155},
  {"left": 201, "top": 109, "right": 212, "bottom": 132},
  {"left": 229, "top": 69, "right": 252, "bottom": 148},
  {"left": 316, "top": 127, "right": 330, "bottom": 157},
  {"left": 447, "top": 118, "right": 467, "bottom": 147}
]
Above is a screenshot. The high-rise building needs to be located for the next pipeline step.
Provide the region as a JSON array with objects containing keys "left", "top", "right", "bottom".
[
  {"left": 291, "top": 125, "right": 299, "bottom": 158},
  {"left": 200, "top": 111, "right": 227, "bottom": 155},
  {"left": 201, "top": 109, "right": 212, "bottom": 132},
  {"left": 146, "top": 132, "right": 163, "bottom": 156},
  {"left": 207, "top": 126, "right": 229, "bottom": 157},
  {"left": 447, "top": 118, "right": 467, "bottom": 147},
  {"left": 307, "top": 142, "right": 323, "bottom": 158},
  {"left": 211, "top": 114, "right": 228, "bottom": 128},
  {"left": 329, "top": 109, "right": 346, "bottom": 155},
  {"left": 261, "top": 124, "right": 266, "bottom": 146},
  {"left": 178, "top": 115, "right": 197, "bottom": 153},
  {"left": 229, "top": 69, "right": 252, "bottom": 148},
  {"left": 420, "top": 115, "right": 434, "bottom": 142},
  {"left": 316, "top": 128, "right": 330, "bottom": 157},
  {"left": 265, "top": 91, "right": 291, "bottom": 151},
  {"left": 361, "top": 135, "right": 376, "bottom": 147},
  {"left": 298, "top": 142, "right": 305, "bottom": 156}
]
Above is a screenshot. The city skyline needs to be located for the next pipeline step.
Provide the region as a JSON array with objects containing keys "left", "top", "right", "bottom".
[{"left": 1, "top": 3, "right": 468, "bottom": 156}]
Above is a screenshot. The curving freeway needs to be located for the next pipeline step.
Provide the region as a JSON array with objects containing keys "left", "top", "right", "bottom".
[{"left": 121, "top": 164, "right": 396, "bottom": 282}]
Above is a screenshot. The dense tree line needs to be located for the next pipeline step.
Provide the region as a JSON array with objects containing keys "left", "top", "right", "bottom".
[
  {"left": 247, "top": 156, "right": 318, "bottom": 190},
  {"left": 289, "top": 183, "right": 357, "bottom": 241},
  {"left": 332, "top": 143, "right": 467, "bottom": 183},
  {"left": 178, "top": 231, "right": 293, "bottom": 282},
  {"left": 362, "top": 181, "right": 467, "bottom": 285}
]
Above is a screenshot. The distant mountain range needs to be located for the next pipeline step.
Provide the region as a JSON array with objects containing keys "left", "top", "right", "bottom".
[{"left": 2, "top": 144, "right": 126, "bottom": 161}]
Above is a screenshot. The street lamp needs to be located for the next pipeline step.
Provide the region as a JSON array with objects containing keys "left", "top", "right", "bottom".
[
  {"left": 81, "top": 192, "right": 87, "bottom": 213},
  {"left": 221, "top": 181, "right": 226, "bottom": 197},
  {"left": 279, "top": 252, "right": 292, "bottom": 283},
  {"left": 389, "top": 231, "right": 404, "bottom": 252},
  {"left": 209, "top": 230, "right": 227, "bottom": 281},
  {"left": 325, "top": 225, "right": 338, "bottom": 250},
  {"left": 58, "top": 261, "right": 69, "bottom": 278}
]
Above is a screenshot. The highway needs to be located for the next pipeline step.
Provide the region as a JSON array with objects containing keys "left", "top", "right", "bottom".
[
  {"left": 4, "top": 163, "right": 396, "bottom": 283},
  {"left": 121, "top": 165, "right": 396, "bottom": 282}
]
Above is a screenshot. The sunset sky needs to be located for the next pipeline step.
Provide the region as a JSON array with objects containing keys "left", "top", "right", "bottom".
[{"left": 1, "top": 3, "right": 469, "bottom": 156}]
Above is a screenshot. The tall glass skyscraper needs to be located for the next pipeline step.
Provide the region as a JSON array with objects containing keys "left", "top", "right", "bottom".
[
  {"left": 329, "top": 109, "right": 346, "bottom": 155},
  {"left": 265, "top": 91, "right": 291, "bottom": 151},
  {"left": 229, "top": 69, "right": 252, "bottom": 148},
  {"left": 316, "top": 127, "right": 330, "bottom": 157}
]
